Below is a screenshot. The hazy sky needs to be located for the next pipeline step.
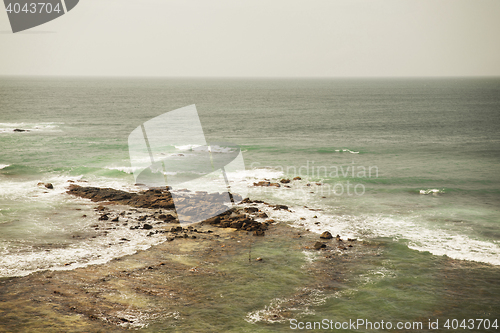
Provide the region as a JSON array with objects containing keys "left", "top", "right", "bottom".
[{"left": 1, "top": 0, "right": 499, "bottom": 77}]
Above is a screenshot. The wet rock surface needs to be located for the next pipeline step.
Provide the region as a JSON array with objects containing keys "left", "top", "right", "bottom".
[
  {"left": 0, "top": 184, "right": 366, "bottom": 332},
  {"left": 67, "top": 184, "right": 174, "bottom": 209},
  {"left": 68, "top": 185, "right": 270, "bottom": 236},
  {"left": 68, "top": 185, "right": 245, "bottom": 224}
]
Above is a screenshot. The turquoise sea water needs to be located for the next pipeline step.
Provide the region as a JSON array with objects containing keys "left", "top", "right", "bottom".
[{"left": 0, "top": 77, "right": 499, "bottom": 330}]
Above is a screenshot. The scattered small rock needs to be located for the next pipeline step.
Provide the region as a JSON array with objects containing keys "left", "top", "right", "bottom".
[
  {"left": 37, "top": 182, "right": 53, "bottom": 189},
  {"left": 320, "top": 231, "right": 333, "bottom": 239}
]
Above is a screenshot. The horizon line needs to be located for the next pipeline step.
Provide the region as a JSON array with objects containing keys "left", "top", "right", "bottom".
[{"left": 1, "top": 74, "right": 500, "bottom": 80}]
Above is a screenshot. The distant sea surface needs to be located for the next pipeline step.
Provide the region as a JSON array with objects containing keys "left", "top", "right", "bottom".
[{"left": 1, "top": 77, "right": 499, "bottom": 328}]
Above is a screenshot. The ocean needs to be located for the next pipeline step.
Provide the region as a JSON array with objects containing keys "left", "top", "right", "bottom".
[{"left": 1, "top": 77, "right": 499, "bottom": 331}]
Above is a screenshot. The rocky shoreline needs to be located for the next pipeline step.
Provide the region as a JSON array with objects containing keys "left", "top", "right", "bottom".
[
  {"left": 67, "top": 184, "right": 272, "bottom": 237},
  {"left": 0, "top": 184, "right": 363, "bottom": 332},
  {"left": 66, "top": 184, "right": 358, "bottom": 250}
]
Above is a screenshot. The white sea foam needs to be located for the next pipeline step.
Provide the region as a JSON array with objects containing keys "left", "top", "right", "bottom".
[
  {"left": 0, "top": 177, "right": 72, "bottom": 200},
  {"left": 174, "top": 144, "right": 237, "bottom": 154},
  {"left": 105, "top": 166, "right": 143, "bottom": 174},
  {"left": 0, "top": 164, "right": 10, "bottom": 170},
  {"left": 229, "top": 168, "right": 284, "bottom": 182},
  {"left": 246, "top": 288, "right": 327, "bottom": 324},
  {"left": 334, "top": 148, "right": 359, "bottom": 154},
  {"left": 0, "top": 225, "right": 167, "bottom": 277},
  {"left": 288, "top": 209, "right": 500, "bottom": 266},
  {"left": 174, "top": 144, "right": 203, "bottom": 151},
  {"left": 239, "top": 171, "right": 500, "bottom": 266}
]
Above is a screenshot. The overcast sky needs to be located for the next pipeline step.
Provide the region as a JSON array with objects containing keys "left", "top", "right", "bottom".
[{"left": 0, "top": 0, "right": 499, "bottom": 77}]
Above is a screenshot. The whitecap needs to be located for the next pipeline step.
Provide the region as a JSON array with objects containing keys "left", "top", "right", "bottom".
[
  {"left": 0, "top": 212, "right": 167, "bottom": 277},
  {"left": 174, "top": 144, "right": 203, "bottom": 151},
  {"left": 419, "top": 189, "right": 444, "bottom": 195},
  {"left": 105, "top": 166, "right": 143, "bottom": 174},
  {"left": 334, "top": 148, "right": 359, "bottom": 154}
]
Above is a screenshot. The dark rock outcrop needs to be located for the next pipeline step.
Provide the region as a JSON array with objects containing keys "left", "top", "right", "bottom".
[{"left": 67, "top": 184, "right": 271, "bottom": 236}]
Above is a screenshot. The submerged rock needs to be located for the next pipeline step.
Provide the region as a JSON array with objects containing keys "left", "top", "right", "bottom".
[
  {"left": 253, "top": 181, "right": 280, "bottom": 187},
  {"left": 313, "top": 242, "right": 326, "bottom": 250}
]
